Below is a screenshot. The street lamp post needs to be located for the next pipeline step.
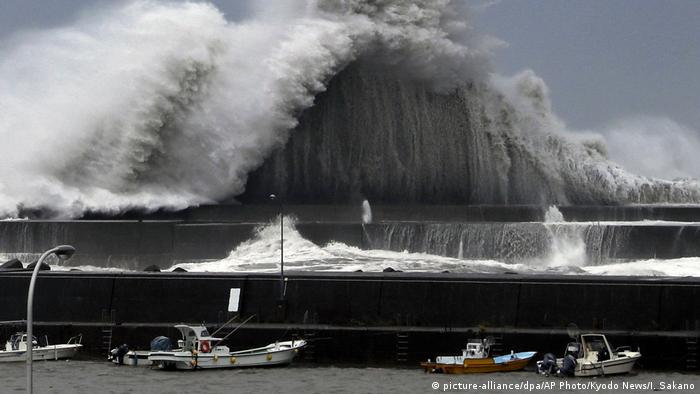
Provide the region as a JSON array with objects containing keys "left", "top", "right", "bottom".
[
  {"left": 269, "top": 194, "right": 284, "bottom": 301},
  {"left": 27, "top": 245, "right": 75, "bottom": 394}
]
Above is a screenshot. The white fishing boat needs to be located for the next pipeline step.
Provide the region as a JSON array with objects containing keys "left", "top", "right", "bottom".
[
  {"left": 0, "top": 332, "right": 82, "bottom": 362},
  {"left": 147, "top": 325, "right": 306, "bottom": 370},
  {"left": 538, "top": 333, "right": 641, "bottom": 377}
]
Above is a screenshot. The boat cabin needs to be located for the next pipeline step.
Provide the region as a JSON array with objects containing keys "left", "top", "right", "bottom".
[
  {"left": 579, "top": 334, "right": 612, "bottom": 362},
  {"left": 5, "top": 333, "right": 37, "bottom": 352},
  {"left": 564, "top": 334, "right": 613, "bottom": 362},
  {"left": 462, "top": 339, "right": 488, "bottom": 359},
  {"left": 173, "top": 325, "right": 222, "bottom": 352}
]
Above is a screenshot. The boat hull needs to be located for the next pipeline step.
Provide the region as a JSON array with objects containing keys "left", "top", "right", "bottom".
[
  {"left": 422, "top": 352, "right": 536, "bottom": 374},
  {"left": 149, "top": 341, "right": 305, "bottom": 370},
  {"left": 110, "top": 350, "right": 151, "bottom": 367},
  {"left": 574, "top": 354, "right": 641, "bottom": 377},
  {"left": 0, "top": 344, "right": 82, "bottom": 363}
]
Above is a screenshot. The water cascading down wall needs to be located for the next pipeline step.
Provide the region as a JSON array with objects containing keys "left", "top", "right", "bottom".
[{"left": 240, "top": 61, "right": 698, "bottom": 205}]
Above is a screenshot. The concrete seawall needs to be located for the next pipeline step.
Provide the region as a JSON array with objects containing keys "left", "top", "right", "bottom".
[
  {"left": 0, "top": 221, "right": 364, "bottom": 269},
  {"left": 1, "top": 271, "right": 698, "bottom": 368},
  {"left": 76, "top": 204, "right": 700, "bottom": 223},
  {"left": 3, "top": 220, "right": 700, "bottom": 269}
]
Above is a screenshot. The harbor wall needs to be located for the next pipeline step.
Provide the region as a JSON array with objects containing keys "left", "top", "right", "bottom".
[
  {"left": 3, "top": 220, "right": 700, "bottom": 269},
  {"left": 0, "top": 271, "right": 698, "bottom": 368},
  {"left": 367, "top": 222, "right": 700, "bottom": 262},
  {"left": 76, "top": 204, "right": 700, "bottom": 223},
  {"left": 0, "top": 221, "right": 364, "bottom": 269}
]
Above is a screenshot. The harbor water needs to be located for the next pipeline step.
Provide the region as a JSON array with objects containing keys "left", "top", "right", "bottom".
[{"left": 1, "top": 360, "right": 699, "bottom": 394}]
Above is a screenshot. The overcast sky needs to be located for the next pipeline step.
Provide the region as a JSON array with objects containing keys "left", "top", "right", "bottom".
[
  {"left": 474, "top": 0, "right": 700, "bottom": 131},
  {"left": 1, "top": 0, "right": 698, "bottom": 132}
]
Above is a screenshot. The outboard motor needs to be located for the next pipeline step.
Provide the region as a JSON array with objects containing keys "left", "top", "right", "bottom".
[
  {"left": 110, "top": 344, "right": 129, "bottom": 365},
  {"left": 564, "top": 342, "right": 581, "bottom": 358},
  {"left": 537, "top": 353, "right": 558, "bottom": 376},
  {"left": 559, "top": 354, "right": 577, "bottom": 377}
]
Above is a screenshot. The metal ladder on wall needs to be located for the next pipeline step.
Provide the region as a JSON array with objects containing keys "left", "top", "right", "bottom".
[
  {"left": 687, "top": 338, "right": 698, "bottom": 370},
  {"left": 100, "top": 308, "right": 115, "bottom": 355},
  {"left": 302, "top": 331, "right": 316, "bottom": 362},
  {"left": 101, "top": 327, "right": 113, "bottom": 355},
  {"left": 396, "top": 332, "right": 409, "bottom": 363}
]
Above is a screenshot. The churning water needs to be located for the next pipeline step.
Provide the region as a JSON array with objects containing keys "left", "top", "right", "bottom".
[
  {"left": 2, "top": 360, "right": 698, "bottom": 394},
  {"left": 168, "top": 215, "right": 700, "bottom": 277}
]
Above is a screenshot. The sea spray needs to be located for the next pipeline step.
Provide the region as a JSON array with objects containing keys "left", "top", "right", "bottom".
[
  {"left": 361, "top": 200, "right": 372, "bottom": 225},
  {"left": 169, "top": 218, "right": 700, "bottom": 277},
  {"left": 171, "top": 216, "right": 535, "bottom": 274},
  {"left": 544, "top": 205, "right": 565, "bottom": 222},
  {"left": 245, "top": 57, "right": 700, "bottom": 205},
  {"left": 541, "top": 205, "right": 587, "bottom": 267},
  {"left": 1, "top": 1, "right": 700, "bottom": 217},
  {"left": 0, "top": 0, "right": 495, "bottom": 217},
  {"left": 361, "top": 199, "right": 373, "bottom": 248}
]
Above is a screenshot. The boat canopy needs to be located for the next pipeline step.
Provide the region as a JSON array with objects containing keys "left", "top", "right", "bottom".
[{"left": 173, "top": 325, "right": 222, "bottom": 341}]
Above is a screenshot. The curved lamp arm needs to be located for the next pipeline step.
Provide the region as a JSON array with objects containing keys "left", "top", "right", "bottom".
[{"left": 27, "top": 245, "right": 75, "bottom": 394}]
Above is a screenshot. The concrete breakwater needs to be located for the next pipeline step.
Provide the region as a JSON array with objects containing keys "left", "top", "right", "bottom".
[
  {"left": 366, "top": 222, "right": 700, "bottom": 263},
  {"left": 76, "top": 204, "right": 700, "bottom": 223},
  {"left": 0, "top": 221, "right": 362, "bottom": 270},
  {"left": 0, "top": 271, "right": 698, "bottom": 369},
  {"left": 2, "top": 220, "right": 700, "bottom": 269}
]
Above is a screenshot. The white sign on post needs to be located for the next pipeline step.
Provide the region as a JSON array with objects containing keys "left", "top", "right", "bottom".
[{"left": 228, "top": 288, "right": 241, "bottom": 312}]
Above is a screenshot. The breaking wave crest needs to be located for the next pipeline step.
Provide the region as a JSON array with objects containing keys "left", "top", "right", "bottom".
[
  {"left": 171, "top": 216, "right": 538, "bottom": 274},
  {"left": 0, "top": 0, "right": 496, "bottom": 217},
  {"left": 170, "top": 216, "right": 700, "bottom": 277},
  {"left": 1, "top": 0, "right": 699, "bottom": 217}
]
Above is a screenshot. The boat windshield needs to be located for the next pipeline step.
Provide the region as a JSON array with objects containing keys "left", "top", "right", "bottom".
[
  {"left": 581, "top": 335, "right": 611, "bottom": 361},
  {"left": 588, "top": 339, "right": 605, "bottom": 351},
  {"left": 583, "top": 337, "right": 607, "bottom": 352}
]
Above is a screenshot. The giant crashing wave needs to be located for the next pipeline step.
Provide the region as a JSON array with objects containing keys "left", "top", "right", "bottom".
[
  {"left": 0, "top": 0, "right": 698, "bottom": 218},
  {"left": 242, "top": 62, "right": 700, "bottom": 204}
]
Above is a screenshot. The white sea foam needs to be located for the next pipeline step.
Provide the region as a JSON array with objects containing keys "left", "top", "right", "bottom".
[
  {"left": 582, "top": 257, "right": 700, "bottom": 277},
  {"left": 171, "top": 216, "right": 534, "bottom": 274},
  {"left": 170, "top": 217, "right": 700, "bottom": 277},
  {"left": 49, "top": 265, "right": 126, "bottom": 273}
]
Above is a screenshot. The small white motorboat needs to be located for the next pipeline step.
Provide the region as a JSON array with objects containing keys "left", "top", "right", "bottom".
[
  {"left": 147, "top": 325, "right": 306, "bottom": 370},
  {"left": 0, "top": 332, "right": 82, "bottom": 362},
  {"left": 538, "top": 333, "right": 641, "bottom": 377}
]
